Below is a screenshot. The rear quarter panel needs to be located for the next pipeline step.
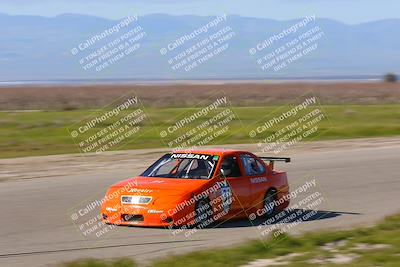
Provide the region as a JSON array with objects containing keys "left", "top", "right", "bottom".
[{"left": 250, "top": 170, "right": 290, "bottom": 211}]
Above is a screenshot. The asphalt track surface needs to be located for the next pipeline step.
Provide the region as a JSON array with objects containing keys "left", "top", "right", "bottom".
[{"left": 1, "top": 138, "right": 400, "bottom": 267}]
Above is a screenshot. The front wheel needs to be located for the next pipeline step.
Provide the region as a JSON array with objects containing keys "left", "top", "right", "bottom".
[{"left": 195, "top": 199, "right": 213, "bottom": 228}]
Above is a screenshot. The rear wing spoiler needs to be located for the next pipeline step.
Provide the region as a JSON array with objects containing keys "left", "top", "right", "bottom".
[
  {"left": 259, "top": 157, "right": 291, "bottom": 163},
  {"left": 259, "top": 157, "right": 291, "bottom": 170}
]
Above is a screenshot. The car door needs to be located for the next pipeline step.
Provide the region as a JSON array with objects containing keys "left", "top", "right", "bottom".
[
  {"left": 219, "top": 153, "right": 251, "bottom": 214},
  {"left": 239, "top": 153, "right": 269, "bottom": 209}
]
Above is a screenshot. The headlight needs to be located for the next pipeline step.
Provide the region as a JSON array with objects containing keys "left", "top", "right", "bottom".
[{"left": 121, "top": 195, "right": 152, "bottom": 205}]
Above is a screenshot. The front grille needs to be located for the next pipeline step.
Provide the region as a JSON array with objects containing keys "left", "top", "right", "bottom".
[{"left": 121, "top": 214, "right": 144, "bottom": 222}]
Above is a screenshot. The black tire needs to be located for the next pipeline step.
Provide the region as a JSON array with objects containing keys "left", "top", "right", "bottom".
[
  {"left": 195, "top": 199, "right": 213, "bottom": 228},
  {"left": 263, "top": 189, "right": 277, "bottom": 218}
]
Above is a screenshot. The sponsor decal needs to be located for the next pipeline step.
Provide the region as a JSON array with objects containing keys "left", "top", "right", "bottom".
[
  {"left": 147, "top": 209, "right": 164, "bottom": 214},
  {"left": 149, "top": 180, "right": 164, "bottom": 184},
  {"left": 251, "top": 177, "right": 268, "bottom": 184},
  {"left": 220, "top": 184, "right": 232, "bottom": 213},
  {"left": 127, "top": 188, "right": 153, "bottom": 193},
  {"left": 105, "top": 207, "right": 118, "bottom": 212},
  {"left": 171, "top": 153, "right": 212, "bottom": 160}
]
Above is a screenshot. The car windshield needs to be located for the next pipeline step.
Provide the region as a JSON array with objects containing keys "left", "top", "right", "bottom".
[{"left": 141, "top": 153, "right": 219, "bottom": 179}]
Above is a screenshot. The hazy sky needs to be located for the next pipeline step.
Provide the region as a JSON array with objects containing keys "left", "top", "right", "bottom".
[{"left": 0, "top": 0, "right": 399, "bottom": 23}]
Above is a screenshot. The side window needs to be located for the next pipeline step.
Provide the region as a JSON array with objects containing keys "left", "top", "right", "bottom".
[
  {"left": 240, "top": 154, "right": 265, "bottom": 176},
  {"left": 220, "top": 156, "right": 242, "bottom": 178},
  {"left": 256, "top": 160, "right": 266, "bottom": 174}
]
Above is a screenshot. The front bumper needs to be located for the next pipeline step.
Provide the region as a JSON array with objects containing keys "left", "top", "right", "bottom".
[{"left": 101, "top": 204, "right": 194, "bottom": 227}]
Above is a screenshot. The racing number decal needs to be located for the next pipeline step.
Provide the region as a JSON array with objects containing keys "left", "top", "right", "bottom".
[{"left": 220, "top": 183, "right": 232, "bottom": 213}]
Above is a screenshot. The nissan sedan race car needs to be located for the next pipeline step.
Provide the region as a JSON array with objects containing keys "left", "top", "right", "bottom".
[{"left": 101, "top": 149, "right": 290, "bottom": 227}]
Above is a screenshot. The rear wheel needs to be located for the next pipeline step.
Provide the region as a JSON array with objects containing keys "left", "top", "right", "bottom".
[{"left": 263, "top": 189, "right": 277, "bottom": 218}]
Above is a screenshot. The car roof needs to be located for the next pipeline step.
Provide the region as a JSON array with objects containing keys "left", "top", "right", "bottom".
[{"left": 172, "top": 148, "right": 251, "bottom": 156}]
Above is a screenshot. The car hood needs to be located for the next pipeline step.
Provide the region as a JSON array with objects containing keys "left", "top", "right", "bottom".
[{"left": 110, "top": 176, "right": 210, "bottom": 197}]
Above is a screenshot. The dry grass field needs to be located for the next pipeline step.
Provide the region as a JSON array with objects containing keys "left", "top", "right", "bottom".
[
  {"left": 0, "top": 82, "right": 400, "bottom": 110},
  {"left": 0, "top": 82, "right": 399, "bottom": 158}
]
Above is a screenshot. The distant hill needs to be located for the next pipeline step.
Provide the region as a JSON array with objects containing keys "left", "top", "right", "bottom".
[{"left": 0, "top": 13, "right": 399, "bottom": 81}]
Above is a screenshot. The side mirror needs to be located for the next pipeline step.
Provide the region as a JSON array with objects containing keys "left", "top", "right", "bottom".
[{"left": 220, "top": 169, "right": 225, "bottom": 177}]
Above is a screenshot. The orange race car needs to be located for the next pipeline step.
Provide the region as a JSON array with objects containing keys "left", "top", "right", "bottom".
[{"left": 101, "top": 149, "right": 290, "bottom": 227}]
